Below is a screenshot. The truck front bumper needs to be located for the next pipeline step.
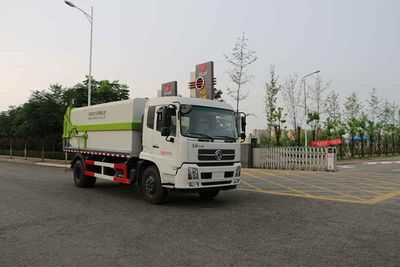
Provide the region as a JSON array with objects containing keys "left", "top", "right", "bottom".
[{"left": 173, "top": 162, "right": 241, "bottom": 190}]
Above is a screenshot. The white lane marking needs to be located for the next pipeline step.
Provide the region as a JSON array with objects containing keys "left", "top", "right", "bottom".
[
  {"left": 393, "top": 169, "right": 400, "bottom": 172},
  {"left": 364, "top": 161, "right": 400, "bottom": 165},
  {"left": 36, "top": 163, "right": 70, "bottom": 168},
  {"left": 338, "top": 165, "right": 355, "bottom": 169}
]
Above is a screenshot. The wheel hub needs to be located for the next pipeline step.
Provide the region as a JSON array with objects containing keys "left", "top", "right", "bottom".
[{"left": 145, "top": 176, "right": 156, "bottom": 194}]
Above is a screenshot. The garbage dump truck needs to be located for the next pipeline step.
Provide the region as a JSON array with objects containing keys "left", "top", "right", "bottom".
[{"left": 63, "top": 96, "right": 246, "bottom": 203}]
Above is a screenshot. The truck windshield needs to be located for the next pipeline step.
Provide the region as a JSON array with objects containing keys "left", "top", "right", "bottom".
[{"left": 180, "top": 106, "right": 238, "bottom": 140}]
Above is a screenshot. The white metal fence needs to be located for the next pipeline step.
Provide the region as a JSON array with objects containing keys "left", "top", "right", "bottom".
[{"left": 252, "top": 147, "right": 337, "bottom": 171}]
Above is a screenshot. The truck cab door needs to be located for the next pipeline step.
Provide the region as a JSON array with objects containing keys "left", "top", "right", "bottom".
[
  {"left": 152, "top": 106, "right": 178, "bottom": 179},
  {"left": 142, "top": 106, "right": 156, "bottom": 156}
]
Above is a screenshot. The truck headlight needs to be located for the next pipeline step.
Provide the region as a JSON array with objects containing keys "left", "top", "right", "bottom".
[
  {"left": 234, "top": 166, "right": 241, "bottom": 177},
  {"left": 188, "top": 167, "right": 199, "bottom": 180}
]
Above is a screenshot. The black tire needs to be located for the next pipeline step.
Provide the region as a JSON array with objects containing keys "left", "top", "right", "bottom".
[
  {"left": 141, "top": 166, "right": 167, "bottom": 204},
  {"left": 73, "top": 160, "right": 96, "bottom": 188},
  {"left": 199, "top": 190, "right": 219, "bottom": 199}
]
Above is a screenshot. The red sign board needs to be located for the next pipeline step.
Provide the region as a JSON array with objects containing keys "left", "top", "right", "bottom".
[
  {"left": 310, "top": 138, "right": 342, "bottom": 147},
  {"left": 161, "top": 81, "right": 177, "bottom": 96},
  {"left": 195, "top": 61, "right": 214, "bottom": 99},
  {"left": 329, "top": 138, "right": 343, "bottom": 145}
]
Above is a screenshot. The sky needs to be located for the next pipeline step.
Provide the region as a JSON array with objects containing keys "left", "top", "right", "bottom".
[{"left": 1, "top": 0, "right": 399, "bottom": 130}]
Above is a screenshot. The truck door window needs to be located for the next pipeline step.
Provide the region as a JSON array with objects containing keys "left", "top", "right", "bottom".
[
  {"left": 156, "top": 107, "right": 176, "bottom": 137},
  {"left": 147, "top": 106, "right": 156, "bottom": 129}
]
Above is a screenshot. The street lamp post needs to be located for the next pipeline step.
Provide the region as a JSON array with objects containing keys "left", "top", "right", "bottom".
[
  {"left": 301, "top": 70, "right": 320, "bottom": 147},
  {"left": 64, "top": 1, "right": 94, "bottom": 106}
]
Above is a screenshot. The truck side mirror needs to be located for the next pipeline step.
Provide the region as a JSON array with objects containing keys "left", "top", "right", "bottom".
[
  {"left": 240, "top": 115, "right": 247, "bottom": 141},
  {"left": 241, "top": 116, "right": 246, "bottom": 133},
  {"left": 161, "top": 107, "right": 173, "bottom": 137},
  {"left": 179, "top": 104, "right": 192, "bottom": 115}
]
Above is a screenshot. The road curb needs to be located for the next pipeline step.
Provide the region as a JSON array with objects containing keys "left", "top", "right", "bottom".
[
  {"left": 0, "top": 156, "right": 68, "bottom": 168},
  {"left": 36, "top": 162, "right": 71, "bottom": 168}
]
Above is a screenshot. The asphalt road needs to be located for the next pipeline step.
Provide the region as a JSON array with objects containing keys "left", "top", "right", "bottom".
[
  {"left": 241, "top": 162, "right": 400, "bottom": 205},
  {"left": 1, "top": 160, "right": 400, "bottom": 266}
]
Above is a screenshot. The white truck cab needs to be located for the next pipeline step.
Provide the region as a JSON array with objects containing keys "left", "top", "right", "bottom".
[
  {"left": 64, "top": 96, "right": 245, "bottom": 204},
  {"left": 141, "top": 96, "right": 241, "bottom": 187}
]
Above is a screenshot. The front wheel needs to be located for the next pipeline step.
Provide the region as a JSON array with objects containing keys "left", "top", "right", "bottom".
[
  {"left": 199, "top": 190, "right": 219, "bottom": 199},
  {"left": 141, "top": 166, "right": 167, "bottom": 204},
  {"left": 73, "top": 160, "right": 96, "bottom": 188}
]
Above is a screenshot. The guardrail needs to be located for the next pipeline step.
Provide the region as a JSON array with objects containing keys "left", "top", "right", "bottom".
[{"left": 251, "top": 147, "right": 337, "bottom": 171}]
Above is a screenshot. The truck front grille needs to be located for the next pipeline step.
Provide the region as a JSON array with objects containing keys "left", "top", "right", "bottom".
[{"left": 198, "top": 149, "right": 235, "bottom": 161}]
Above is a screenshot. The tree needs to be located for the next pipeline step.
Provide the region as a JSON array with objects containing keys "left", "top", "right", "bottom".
[
  {"left": 0, "top": 106, "right": 24, "bottom": 158},
  {"left": 379, "top": 99, "right": 392, "bottom": 154},
  {"left": 273, "top": 107, "right": 286, "bottom": 146},
  {"left": 93, "top": 80, "right": 129, "bottom": 105},
  {"left": 367, "top": 88, "right": 380, "bottom": 123},
  {"left": 0, "top": 77, "right": 131, "bottom": 160},
  {"left": 0, "top": 110, "right": 12, "bottom": 138},
  {"left": 224, "top": 32, "right": 257, "bottom": 113},
  {"left": 264, "top": 65, "right": 281, "bottom": 143},
  {"left": 63, "top": 77, "right": 130, "bottom": 107},
  {"left": 307, "top": 111, "right": 320, "bottom": 142},
  {"left": 344, "top": 92, "right": 361, "bottom": 120},
  {"left": 213, "top": 88, "right": 223, "bottom": 101},
  {"left": 22, "top": 89, "right": 64, "bottom": 160},
  {"left": 0, "top": 109, "right": 13, "bottom": 157},
  {"left": 366, "top": 119, "right": 376, "bottom": 156},
  {"left": 366, "top": 88, "right": 380, "bottom": 156},
  {"left": 344, "top": 92, "right": 362, "bottom": 157},
  {"left": 357, "top": 112, "right": 368, "bottom": 157},
  {"left": 282, "top": 73, "right": 302, "bottom": 144},
  {"left": 309, "top": 75, "right": 331, "bottom": 140},
  {"left": 324, "top": 91, "right": 341, "bottom": 138},
  {"left": 390, "top": 102, "right": 398, "bottom": 154}
]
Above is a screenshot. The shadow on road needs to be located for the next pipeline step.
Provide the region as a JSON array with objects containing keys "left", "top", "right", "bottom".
[{"left": 86, "top": 181, "right": 239, "bottom": 208}]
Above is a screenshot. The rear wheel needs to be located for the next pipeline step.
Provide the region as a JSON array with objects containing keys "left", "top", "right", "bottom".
[
  {"left": 199, "top": 190, "right": 219, "bottom": 199},
  {"left": 73, "top": 160, "right": 96, "bottom": 187},
  {"left": 141, "top": 166, "right": 167, "bottom": 204}
]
